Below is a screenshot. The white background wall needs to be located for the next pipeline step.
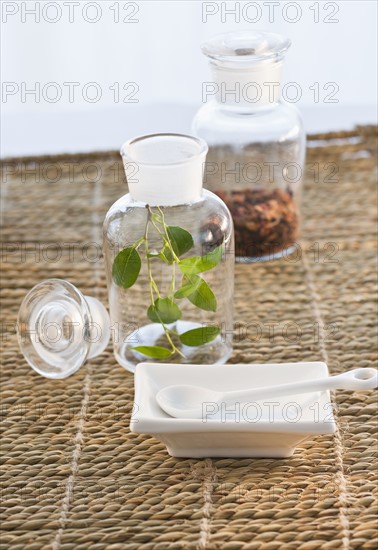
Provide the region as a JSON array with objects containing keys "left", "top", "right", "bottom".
[{"left": 1, "top": 0, "right": 377, "bottom": 157}]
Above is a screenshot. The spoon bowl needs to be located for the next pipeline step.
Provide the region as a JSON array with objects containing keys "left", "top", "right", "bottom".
[{"left": 156, "top": 385, "right": 220, "bottom": 418}]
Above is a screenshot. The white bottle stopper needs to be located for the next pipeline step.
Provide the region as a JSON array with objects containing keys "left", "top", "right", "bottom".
[
  {"left": 121, "top": 133, "right": 208, "bottom": 206},
  {"left": 201, "top": 31, "right": 291, "bottom": 108}
]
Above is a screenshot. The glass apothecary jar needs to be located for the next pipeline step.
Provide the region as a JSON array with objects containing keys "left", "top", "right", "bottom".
[
  {"left": 103, "top": 134, "right": 234, "bottom": 372},
  {"left": 192, "top": 31, "right": 306, "bottom": 261}
]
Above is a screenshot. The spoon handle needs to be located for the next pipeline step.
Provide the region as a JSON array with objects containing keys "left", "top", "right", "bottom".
[{"left": 219, "top": 368, "right": 378, "bottom": 403}]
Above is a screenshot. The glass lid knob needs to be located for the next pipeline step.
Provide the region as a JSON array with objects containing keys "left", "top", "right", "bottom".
[{"left": 17, "top": 279, "right": 110, "bottom": 379}]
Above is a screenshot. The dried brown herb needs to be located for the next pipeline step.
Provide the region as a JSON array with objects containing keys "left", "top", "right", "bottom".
[{"left": 216, "top": 188, "right": 299, "bottom": 258}]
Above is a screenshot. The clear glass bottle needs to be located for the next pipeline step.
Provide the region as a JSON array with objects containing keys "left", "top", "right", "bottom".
[
  {"left": 103, "top": 133, "right": 234, "bottom": 373},
  {"left": 192, "top": 31, "right": 306, "bottom": 262}
]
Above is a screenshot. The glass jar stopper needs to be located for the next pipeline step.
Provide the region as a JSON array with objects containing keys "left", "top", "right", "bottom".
[
  {"left": 17, "top": 279, "right": 110, "bottom": 379},
  {"left": 201, "top": 30, "right": 291, "bottom": 64}
]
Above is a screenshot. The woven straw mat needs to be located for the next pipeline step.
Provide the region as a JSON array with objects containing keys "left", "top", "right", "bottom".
[{"left": 1, "top": 126, "right": 377, "bottom": 550}]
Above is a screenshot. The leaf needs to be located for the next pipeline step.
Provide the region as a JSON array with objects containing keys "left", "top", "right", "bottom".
[
  {"left": 175, "top": 275, "right": 217, "bottom": 312},
  {"left": 174, "top": 275, "right": 202, "bottom": 299},
  {"left": 131, "top": 345, "right": 172, "bottom": 359},
  {"left": 158, "top": 248, "right": 174, "bottom": 265},
  {"left": 187, "top": 275, "right": 218, "bottom": 312},
  {"left": 179, "top": 326, "right": 221, "bottom": 347},
  {"left": 161, "top": 226, "right": 194, "bottom": 263},
  {"left": 147, "top": 297, "right": 182, "bottom": 324},
  {"left": 112, "top": 247, "right": 141, "bottom": 289},
  {"left": 179, "top": 246, "right": 222, "bottom": 275},
  {"left": 167, "top": 226, "right": 194, "bottom": 257}
]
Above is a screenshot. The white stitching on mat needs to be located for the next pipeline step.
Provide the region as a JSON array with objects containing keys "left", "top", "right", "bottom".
[
  {"left": 51, "top": 371, "right": 92, "bottom": 550},
  {"left": 302, "top": 251, "right": 350, "bottom": 550},
  {"left": 197, "top": 459, "right": 217, "bottom": 550},
  {"left": 51, "top": 176, "right": 102, "bottom": 549}
]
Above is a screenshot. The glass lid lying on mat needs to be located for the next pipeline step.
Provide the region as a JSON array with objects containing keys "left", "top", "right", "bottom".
[{"left": 17, "top": 279, "right": 110, "bottom": 379}]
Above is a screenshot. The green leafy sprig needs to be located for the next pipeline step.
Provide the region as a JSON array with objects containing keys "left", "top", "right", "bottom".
[{"left": 111, "top": 205, "right": 222, "bottom": 359}]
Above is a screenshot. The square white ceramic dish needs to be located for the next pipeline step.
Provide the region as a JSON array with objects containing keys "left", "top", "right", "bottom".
[{"left": 130, "top": 362, "right": 336, "bottom": 458}]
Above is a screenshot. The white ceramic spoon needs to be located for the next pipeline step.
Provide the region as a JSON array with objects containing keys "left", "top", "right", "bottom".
[{"left": 156, "top": 367, "right": 378, "bottom": 419}]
